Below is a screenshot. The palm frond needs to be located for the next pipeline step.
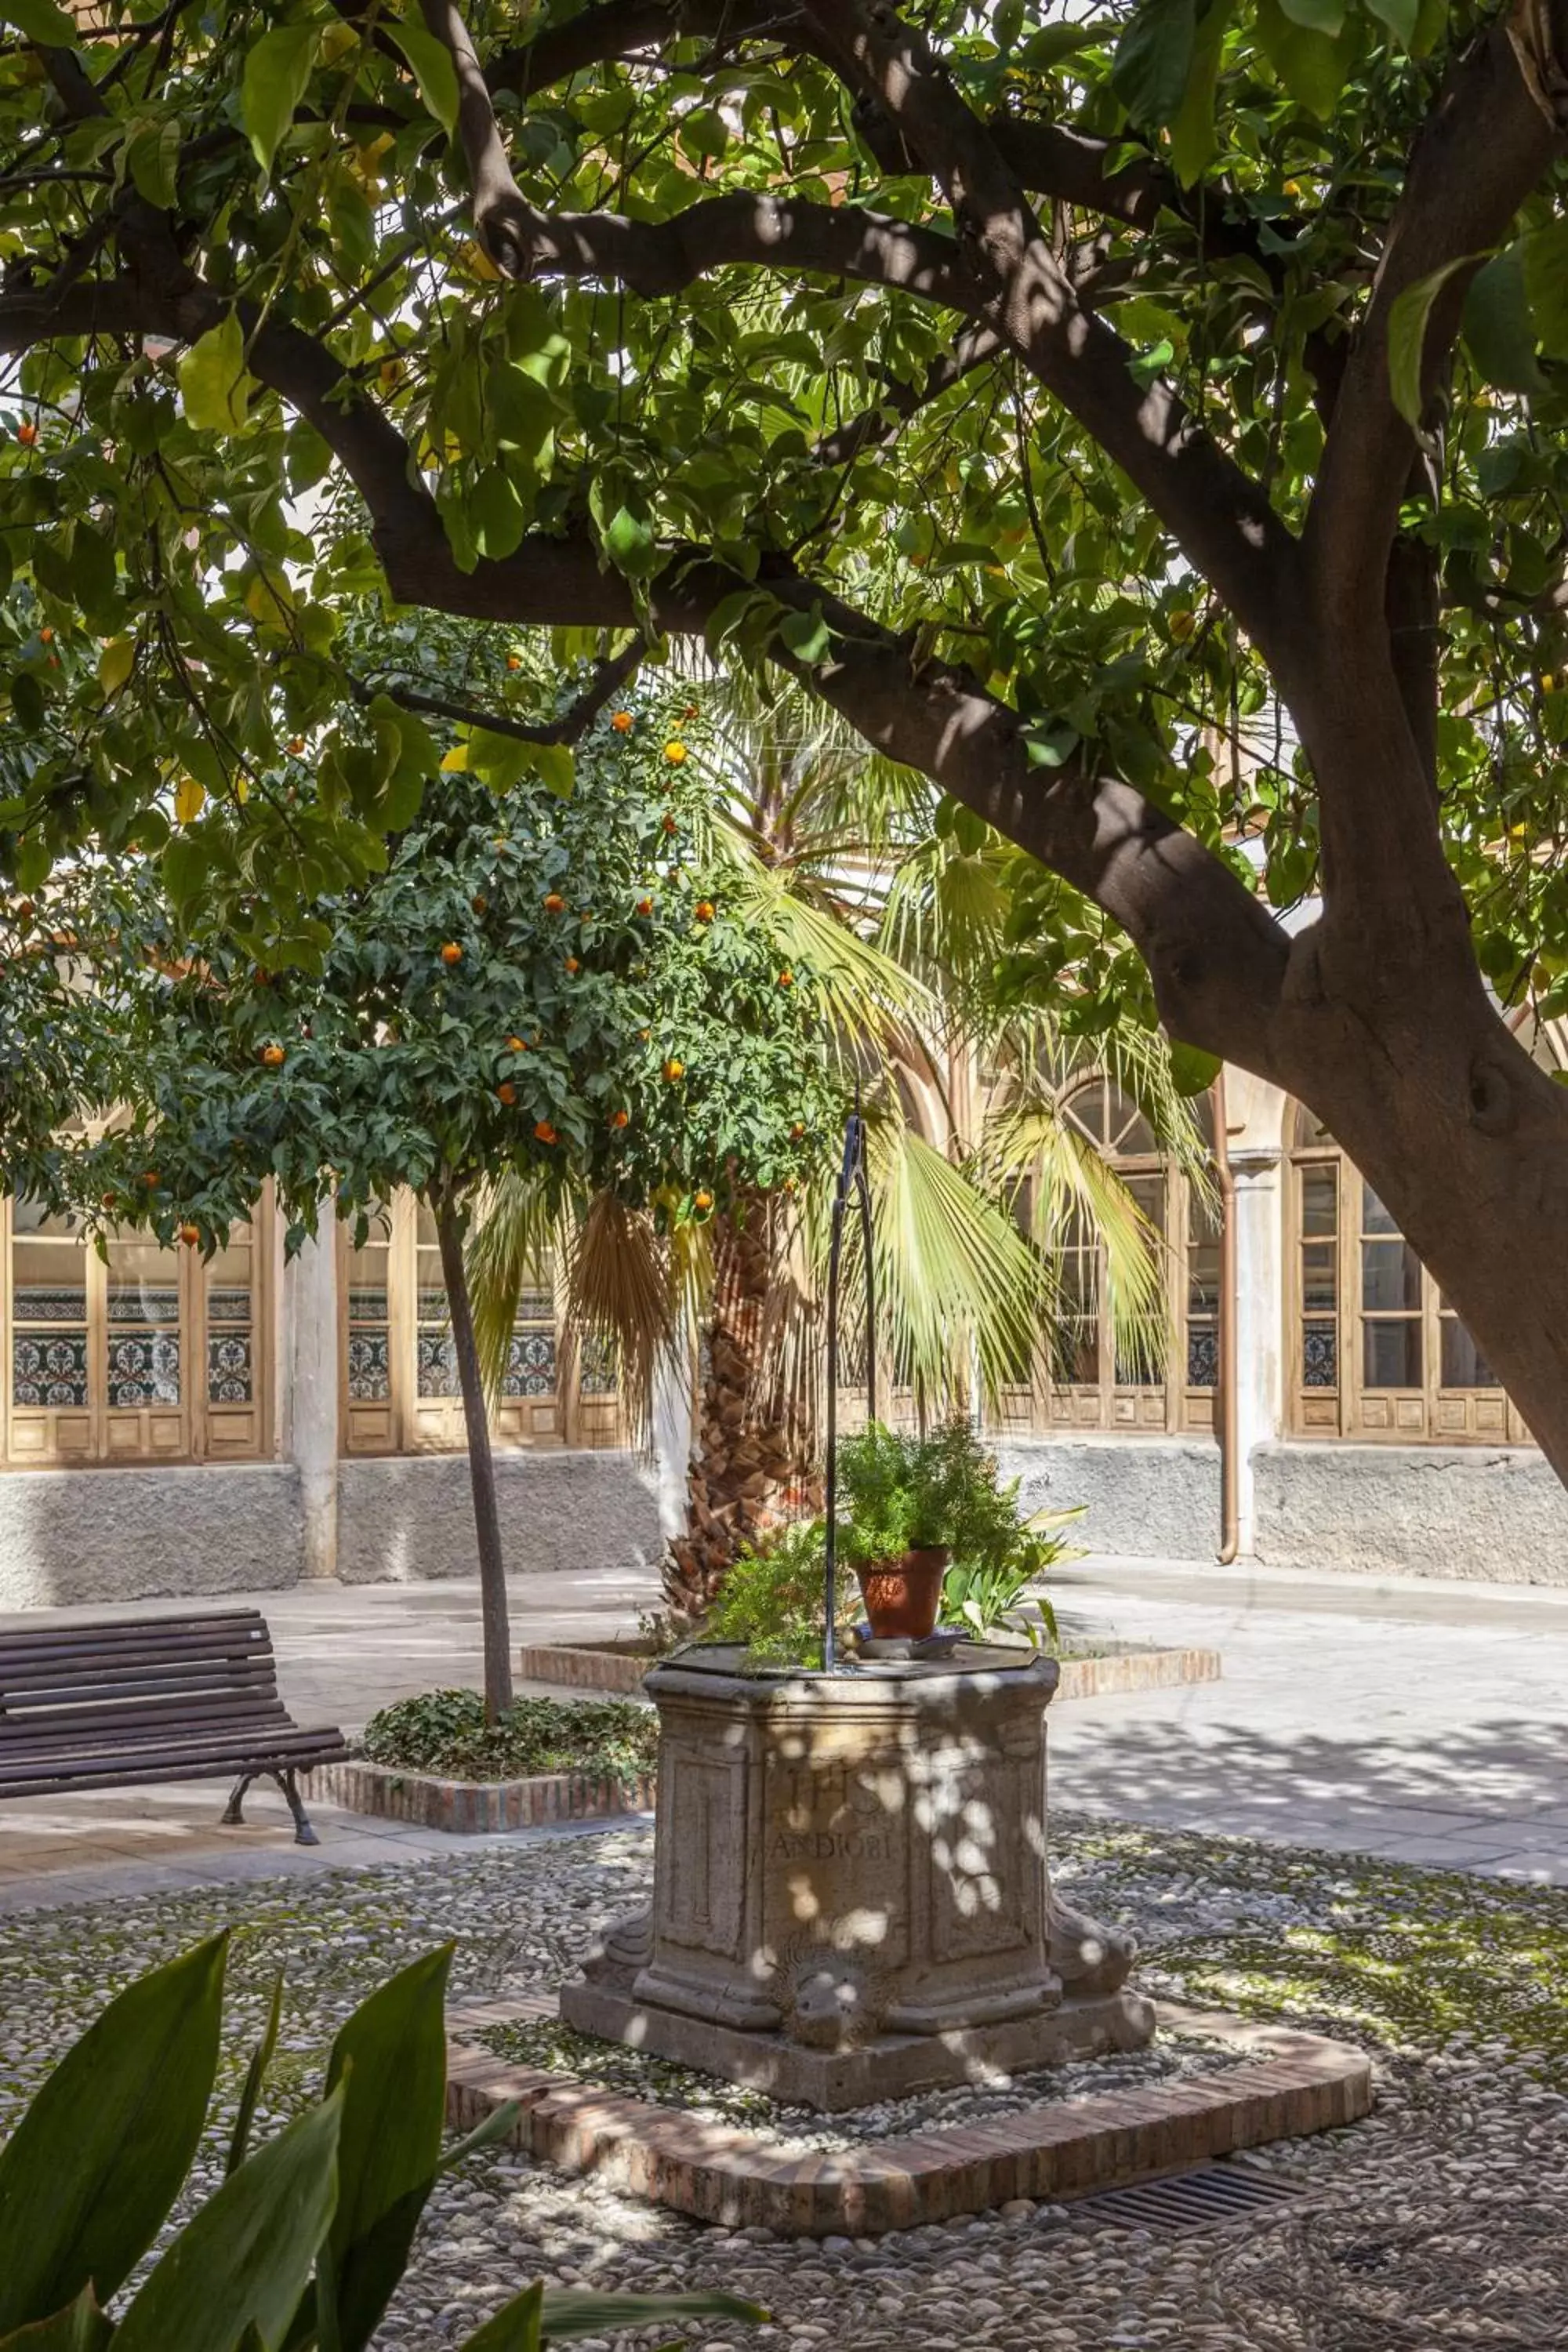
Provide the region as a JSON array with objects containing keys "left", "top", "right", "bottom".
[
  {"left": 717, "top": 847, "right": 941, "bottom": 1054},
  {"left": 985, "top": 1105, "right": 1171, "bottom": 1383},
  {"left": 561, "top": 1189, "right": 677, "bottom": 1451},
  {"left": 465, "top": 1164, "right": 568, "bottom": 1403}
]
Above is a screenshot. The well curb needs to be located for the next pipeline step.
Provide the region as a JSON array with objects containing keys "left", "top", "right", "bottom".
[
  {"left": 518, "top": 1642, "right": 1223, "bottom": 1701},
  {"left": 444, "top": 1995, "right": 1370, "bottom": 2235}
]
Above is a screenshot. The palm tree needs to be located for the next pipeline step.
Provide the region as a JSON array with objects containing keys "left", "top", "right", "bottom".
[{"left": 463, "top": 662, "right": 1209, "bottom": 1630}]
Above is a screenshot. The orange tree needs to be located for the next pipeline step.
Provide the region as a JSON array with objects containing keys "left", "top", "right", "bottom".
[{"left": 53, "top": 692, "right": 835, "bottom": 1718}]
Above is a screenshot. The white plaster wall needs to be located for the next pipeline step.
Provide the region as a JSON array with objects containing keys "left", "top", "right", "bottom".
[
  {"left": 335, "top": 1449, "right": 665, "bottom": 1584},
  {"left": 993, "top": 1436, "right": 1222, "bottom": 1560},
  {"left": 1252, "top": 1442, "right": 1568, "bottom": 1584}
]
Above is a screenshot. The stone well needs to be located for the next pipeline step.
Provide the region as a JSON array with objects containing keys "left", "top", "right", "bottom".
[{"left": 560, "top": 1641, "right": 1153, "bottom": 2111}]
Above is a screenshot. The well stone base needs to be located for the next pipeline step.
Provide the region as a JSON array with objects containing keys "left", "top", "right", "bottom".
[{"left": 559, "top": 1974, "right": 1156, "bottom": 2111}]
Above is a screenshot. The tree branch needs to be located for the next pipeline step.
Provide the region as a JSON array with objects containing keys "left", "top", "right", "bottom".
[
  {"left": 793, "top": 0, "right": 1301, "bottom": 666},
  {"left": 419, "top": 0, "right": 534, "bottom": 275},
  {"left": 356, "top": 634, "right": 646, "bottom": 744}
]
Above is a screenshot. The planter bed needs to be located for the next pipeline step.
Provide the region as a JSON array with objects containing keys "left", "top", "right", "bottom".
[
  {"left": 519, "top": 1637, "right": 1222, "bottom": 1701},
  {"left": 313, "top": 1756, "right": 655, "bottom": 1834}
]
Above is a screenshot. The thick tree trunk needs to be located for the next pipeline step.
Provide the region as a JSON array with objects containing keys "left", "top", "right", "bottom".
[
  {"left": 663, "top": 1189, "right": 820, "bottom": 1628},
  {"left": 1266, "top": 898, "right": 1568, "bottom": 1494},
  {"left": 433, "top": 1189, "right": 514, "bottom": 1720}
]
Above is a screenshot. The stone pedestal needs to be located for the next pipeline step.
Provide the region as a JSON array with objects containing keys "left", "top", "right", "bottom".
[{"left": 560, "top": 1642, "right": 1153, "bottom": 2111}]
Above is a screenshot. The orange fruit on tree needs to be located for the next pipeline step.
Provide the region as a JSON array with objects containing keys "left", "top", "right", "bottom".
[
  {"left": 440, "top": 942, "right": 462, "bottom": 964},
  {"left": 636, "top": 895, "right": 654, "bottom": 915},
  {"left": 638, "top": 1026, "right": 651, "bottom": 1041},
  {"left": 534, "top": 1119, "right": 558, "bottom": 1144},
  {"left": 683, "top": 702, "right": 699, "bottom": 720},
  {"left": 777, "top": 968, "right": 794, "bottom": 987},
  {"left": 286, "top": 735, "right": 305, "bottom": 755},
  {"left": 506, "top": 653, "right": 521, "bottom": 671},
  {"left": 695, "top": 899, "right": 714, "bottom": 923},
  {"left": 662, "top": 1057, "right": 684, "bottom": 1081},
  {"left": 543, "top": 891, "right": 566, "bottom": 912},
  {"left": 611, "top": 1108, "right": 629, "bottom": 1128},
  {"left": 790, "top": 1120, "right": 805, "bottom": 1139},
  {"left": 506, "top": 1033, "right": 528, "bottom": 1051},
  {"left": 472, "top": 892, "right": 488, "bottom": 914},
  {"left": 664, "top": 741, "right": 688, "bottom": 765},
  {"left": 38, "top": 626, "right": 52, "bottom": 644},
  {"left": 100, "top": 1191, "right": 117, "bottom": 1209},
  {"left": 564, "top": 955, "right": 579, "bottom": 974},
  {"left": 16, "top": 420, "right": 36, "bottom": 447},
  {"left": 496, "top": 1080, "right": 517, "bottom": 1105},
  {"left": 262, "top": 1042, "right": 287, "bottom": 1067},
  {"left": 179, "top": 1222, "right": 200, "bottom": 1247},
  {"left": 142, "top": 1169, "right": 159, "bottom": 1188},
  {"left": 662, "top": 813, "right": 677, "bottom": 833},
  {"left": 694, "top": 1189, "right": 713, "bottom": 1211},
  {"left": 611, "top": 710, "right": 633, "bottom": 733}
]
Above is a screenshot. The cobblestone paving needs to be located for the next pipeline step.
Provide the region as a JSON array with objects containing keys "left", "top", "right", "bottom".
[{"left": 2, "top": 1819, "right": 1566, "bottom": 2350}]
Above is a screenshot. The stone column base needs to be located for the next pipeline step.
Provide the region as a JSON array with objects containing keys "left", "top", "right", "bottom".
[{"left": 558, "top": 1974, "right": 1156, "bottom": 2113}]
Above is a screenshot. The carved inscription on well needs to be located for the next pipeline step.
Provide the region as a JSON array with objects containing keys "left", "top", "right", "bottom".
[{"left": 760, "top": 1745, "right": 911, "bottom": 1969}]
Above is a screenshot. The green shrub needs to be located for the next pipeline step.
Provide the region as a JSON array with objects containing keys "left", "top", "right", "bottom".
[
  {"left": 0, "top": 1939, "right": 764, "bottom": 2352},
  {"left": 700, "top": 1518, "right": 857, "bottom": 1668},
  {"left": 361, "top": 1690, "right": 659, "bottom": 1784}
]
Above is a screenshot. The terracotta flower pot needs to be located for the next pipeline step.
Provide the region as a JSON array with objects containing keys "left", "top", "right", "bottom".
[{"left": 855, "top": 1546, "right": 949, "bottom": 1642}]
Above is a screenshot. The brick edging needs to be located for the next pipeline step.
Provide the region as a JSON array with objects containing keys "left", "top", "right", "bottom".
[
  {"left": 314, "top": 1759, "right": 656, "bottom": 1833},
  {"left": 518, "top": 1642, "right": 1223, "bottom": 1700},
  {"left": 444, "top": 1996, "right": 1370, "bottom": 2234}
]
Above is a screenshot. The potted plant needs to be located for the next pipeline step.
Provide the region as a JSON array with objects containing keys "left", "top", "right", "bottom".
[{"left": 837, "top": 1417, "right": 1033, "bottom": 1642}]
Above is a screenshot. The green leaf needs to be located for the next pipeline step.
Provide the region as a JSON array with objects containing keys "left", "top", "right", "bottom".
[
  {"left": 1169, "top": 0, "right": 1235, "bottom": 186},
  {"left": 1363, "top": 0, "right": 1418, "bottom": 43},
  {"left": 0, "top": 2289, "right": 113, "bottom": 2352},
  {"left": 1255, "top": 0, "right": 1356, "bottom": 117},
  {"left": 125, "top": 118, "right": 182, "bottom": 209},
  {"left": 1523, "top": 218, "right": 1568, "bottom": 358},
  {"left": 318, "top": 1947, "right": 452, "bottom": 2352},
  {"left": 1167, "top": 1041, "right": 1222, "bottom": 1096},
  {"left": 777, "top": 606, "right": 832, "bottom": 666},
  {"left": 1387, "top": 252, "right": 1482, "bottom": 431},
  {"left": 179, "top": 314, "right": 255, "bottom": 436},
  {"left": 241, "top": 22, "right": 320, "bottom": 178},
  {"left": 387, "top": 19, "right": 459, "bottom": 134},
  {"left": 437, "top": 2100, "right": 524, "bottom": 2177},
  {"left": 601, "top": 506, "right": 658, "bottom": 579},
  {"left": 1016, "top": 16, "right": 1116, "bottom": 64},
  {"left": 1276, "top": 0, "right": 1343, "bottom": 34},
  {"left": 1463, "top": 247, "right": 1548, "bottom": 394},
  {"left": 0, "top": 0, "right": 77, "bottom": 45},
  {"left": 1110, "top": 0, "right": 1196, "bottom": 131},
  {"left": 9, "top": 671, "right": 45, "bottom": 731},
  {"left": 0, "top": 1935, "right": 227, "bottom": 2332},
  {"left": 227, "top": 1973, "right": 285, "bottom": 2178},
  {"left": 677, "top": 107, "right": 729, "bottom": 161},
  {"left": 114, "top": 2089, "right": 343, "bottom": 2352},
  {"left": 539, "top": 2291, "right": 768, "bottom": 2342},
  {"left": 455, "top": 2284, "right": 542, "bottom": 2352},
  {"left": 528, "top": 741, "right": 575, "bottom": 799}
]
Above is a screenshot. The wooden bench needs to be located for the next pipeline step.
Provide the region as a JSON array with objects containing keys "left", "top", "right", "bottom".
[{"left": 0, "top": 1607, "right": 348, "bottom": 1845}]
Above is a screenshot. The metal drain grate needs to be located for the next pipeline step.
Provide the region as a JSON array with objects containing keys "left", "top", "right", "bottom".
[{"left": 1070, "top": 2161, "right": 1315, "bottom": 2236}]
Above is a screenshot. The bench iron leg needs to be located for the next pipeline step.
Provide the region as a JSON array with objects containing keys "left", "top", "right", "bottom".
[
  {"left": 274, "top": 1768, "right": 320, "bottom": 1847},
  {"left": 222, "top": 1773, "right": 255, "bottom": 1828}
]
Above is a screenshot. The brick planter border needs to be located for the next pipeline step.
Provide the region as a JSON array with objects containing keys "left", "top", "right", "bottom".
[
  {"left": 445, "top": 1996, "right": 1370, "bottom": 2236},
  {"left": 314, "top": 1759, "right": 655, "bottom": 1834},
  {"left": 518, "top": 1642, "right": 1222, "bottom": 1702}
]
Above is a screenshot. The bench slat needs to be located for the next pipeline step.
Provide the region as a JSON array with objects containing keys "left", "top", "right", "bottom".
[{"left": 0, "top": 1609, "right": 343, "bottom": 1808}]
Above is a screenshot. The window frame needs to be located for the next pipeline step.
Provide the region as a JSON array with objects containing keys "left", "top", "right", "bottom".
[
  {"left": 337, "top": 1189, "right": 622, "bottom": 1457},
  {"left": 2, "top": 1189, "right": 274, "bottom": 1468},
  {"left": 1285, "top": 1116, "right": 1529, "bottom": 1444},
  {"left": 989, "top": 1076, "right": 1220, "bottom": 1441}
]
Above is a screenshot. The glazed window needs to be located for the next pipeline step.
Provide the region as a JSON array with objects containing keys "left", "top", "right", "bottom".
[
  {"left": 4, "top": 1197, "right": 270, "bottom": 1466},
  {"left": 339, "top": 1190, "right": 619, "bottom": 1455},
  {"left": 1287, "top": 1106, "right": 1523, "bottom": 1443}
]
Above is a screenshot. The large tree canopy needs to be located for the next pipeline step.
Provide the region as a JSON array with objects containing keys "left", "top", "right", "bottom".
[{"left": 7, "top": 0, "right": 1568, "bottom": 1467}]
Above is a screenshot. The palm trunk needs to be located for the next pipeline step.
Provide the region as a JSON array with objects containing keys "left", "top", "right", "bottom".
[
  {"left": 664, "top": 1189, "right": 819, "bottom": 1628},
  {"left": 433, "top": 1189, "right": 514, "bottom": 1721}
]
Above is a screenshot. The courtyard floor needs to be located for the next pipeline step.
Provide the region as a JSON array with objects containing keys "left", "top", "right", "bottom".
[
  {"left": 8, "top": 1551, "right": 1568, "bottom": 1907},
  {"left": 6, "top": 1555, "right": 1568, "bottom": 2344}
]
